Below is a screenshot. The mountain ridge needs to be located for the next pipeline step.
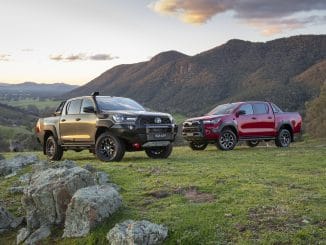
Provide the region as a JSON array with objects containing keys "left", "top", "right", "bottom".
[{"left": 66, "top": 35, "right": 326, "bottom": 116}]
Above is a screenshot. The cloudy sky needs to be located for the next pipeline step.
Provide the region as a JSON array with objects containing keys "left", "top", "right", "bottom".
[{"left": 1, "top": 0, "right": 325, "bottom": 85}]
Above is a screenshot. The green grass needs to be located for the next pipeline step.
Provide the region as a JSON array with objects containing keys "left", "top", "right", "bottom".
[
  {"left": 0, "top": 98, "right": 60, "bottom": 109},
  {"left": 1, "top": 139, "right": 325, "bottom": 244},
  {"left": 0, "top": 125, "right": 32, "bottom": 138}
]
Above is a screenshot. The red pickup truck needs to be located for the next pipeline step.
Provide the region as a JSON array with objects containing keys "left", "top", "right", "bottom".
[{"left": 182, "top": 101, "right": 302, "bottom": 151}]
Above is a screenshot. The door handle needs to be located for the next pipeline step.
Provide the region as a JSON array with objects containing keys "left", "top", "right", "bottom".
[
  {"left": 75, "top": 118, "right": 81, "bottom": 121},
  {"left": 268, "top": 117, "right": 272, "bottom": 119},
  {"left": 251, "top": 117, "right": 257, "bottom": 120},
  {"left": 61, "top": 119, "right": 66, "bottom": 122}
]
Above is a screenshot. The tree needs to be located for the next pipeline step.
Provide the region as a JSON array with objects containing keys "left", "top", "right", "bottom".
[{"left": 305, "top": 82, "right": 326, "bottom": 138}]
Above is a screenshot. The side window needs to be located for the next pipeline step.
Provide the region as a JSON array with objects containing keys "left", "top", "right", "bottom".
[
  {"left": 66, "top": 99, "right": 82, "bottom": 115},
  {"left": 54, "top": 101, "right": 66, "bottom": 115},
  {"left": 253, "top": 103, "right": 269, "bottom": 114},
  {"left": 238, "top": 104, "right": 253, "bottom": 115},
  {"left": 81, "top": 98, "right": 95, "bottom": 114}
]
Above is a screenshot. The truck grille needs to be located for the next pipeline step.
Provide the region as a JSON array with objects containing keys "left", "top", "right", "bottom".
[
  {"left": 182, "top": 121, "right": 203, "bottom": 135},
  {"left": 139, "top": 116, "right": 171, "bottom": 125}
]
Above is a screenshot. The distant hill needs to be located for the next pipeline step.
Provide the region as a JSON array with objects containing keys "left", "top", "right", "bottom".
[
  {"left": 0, "top": 82, "right": 78, "bottom": 99},
  {"left": 65, "top": 35, "right": 326, "bottom": 116}
]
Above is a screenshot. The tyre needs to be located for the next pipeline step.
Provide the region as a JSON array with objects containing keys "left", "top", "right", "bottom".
[
  {"left": 275, "top": 129, "right": 291, "bottom": 147},
  {"left": 145, "top": 144, "right": 173, "bottom": 159},
  {"left": 217, "top": 129, "right": 237, "bottom": 151},
  {"left": 95, "top": 132, "right": 125, "bottom": 162},
  {"left": 246, "top": 140, "right": 260, "bottom": 147},
  {"left": 45, "top": 136, "right": 63, "bottom": 161},
  {"left": 189, "top": 142, "right": 208, "bottom": 151}
]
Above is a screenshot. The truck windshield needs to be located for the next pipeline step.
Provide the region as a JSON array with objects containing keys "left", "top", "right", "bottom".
[
  {"left": 96, "top": 97, "right": 145, "bottom": 111},
  {"left": 208, "top": 103, "right": 239, "bottom": 115}
]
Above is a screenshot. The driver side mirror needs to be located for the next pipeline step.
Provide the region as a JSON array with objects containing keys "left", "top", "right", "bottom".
[
  {"left": 83, "top": 106, "right": 95, "bottom": 113},
  {"left": 236, "top": 110, "right": 246, "bottom": 117}
]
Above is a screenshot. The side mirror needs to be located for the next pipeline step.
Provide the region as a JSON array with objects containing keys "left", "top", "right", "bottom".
[
  {"left": 83, "top": 106, "right": 95, "bottom": 113},
  {"left": 236, "top": 110, "right": 246, "bottom": 117}
]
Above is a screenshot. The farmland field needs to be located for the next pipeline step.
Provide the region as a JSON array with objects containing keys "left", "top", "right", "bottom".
[{"left": 1, "top": 139, "right": 325, "bottom": 244}]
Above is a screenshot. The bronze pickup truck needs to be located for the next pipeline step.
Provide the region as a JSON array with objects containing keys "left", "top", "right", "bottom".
[{"left": 35, "top": 92, "right": 178, "bottom": 162}]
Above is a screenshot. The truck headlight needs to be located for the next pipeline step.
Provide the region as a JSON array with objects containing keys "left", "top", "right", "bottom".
[
  {"left": 112, "top": 114, "right": 137, "bottom": 123},
  {"left": 203, "top": 118, "right": 221, "bottom": 124},
  {"left": 168, "top": 115, "right": 175, "bottom": 124}
]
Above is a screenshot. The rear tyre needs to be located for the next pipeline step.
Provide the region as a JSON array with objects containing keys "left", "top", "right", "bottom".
[
  {"left": 189, "top": 142, "right": 208, "bottom": 151},
  {"left": 45, "top": 136, "right": 63, "bottom": 161},
  {"left": 275, "top": 129, "right": 291, "bottom": 147},
  {"left": 145, "top": 144, "right": 173, "bottom": 159},
  {"left": 246, "top": 140, "right": 260, "bottom": 147},
  {"left": 217, "top": 129, "right": 237, "bottom": 151},
  {"left": 95, "top": 132, "right": 125, "bottom": 162}
]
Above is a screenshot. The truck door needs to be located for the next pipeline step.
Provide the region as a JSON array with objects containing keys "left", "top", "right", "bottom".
[
  {"left": 73, "top": 98, "right": 97, "bottom": 143},
  {"left": 59, "top": 99, "right": 82, "bottom": 143},
  {"left": 251, "top": 103, "right": 275, "bottom": 137},
  {"left": 236, "top": 103, "right": 255, "bottom": 137}
]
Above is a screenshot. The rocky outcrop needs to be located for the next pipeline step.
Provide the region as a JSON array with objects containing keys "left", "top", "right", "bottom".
[
  {"left": 63, "top": 185, "right": 122, "bottom": 237},
  {"left": 0, "top": 206, "right": 23, "bottom": 233},
  {"left": 22, "top": 225, "right": 51, "bottom": 245},
  {"left": 22, "top": 166, "right": 95, "bottom": 230},
  {"left": 107, "top": 220, "right": 168, "bottom": 245},
  {"left": 0, "top": 154, "right": 38, "bottom": 177}
]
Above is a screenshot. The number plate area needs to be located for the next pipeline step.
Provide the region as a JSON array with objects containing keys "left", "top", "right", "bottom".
[{"left": 146, "top": 125, "right": 173, "bottom": 141}]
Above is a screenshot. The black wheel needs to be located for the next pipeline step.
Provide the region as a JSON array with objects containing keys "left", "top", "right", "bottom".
[
  {"left": 189, "top": 142, "right": 208, "bottom": 151},
  {"left": 246, "top": 140, "right": 260, "bottom": 147},
  {"left": 45, "top": 136, "right": 63, "bottom": 161},
  {"left": 217, "top": 129, "right": 237, "bottom": 151},
  {"left": 95, "top": 132, "right": 125, "bottom": 162},
  {"left": 145, "top": 144, "right": 173, "bottom": 159},
  {"left": 275, "top": 129, "right": 291, "bottom": 147}
]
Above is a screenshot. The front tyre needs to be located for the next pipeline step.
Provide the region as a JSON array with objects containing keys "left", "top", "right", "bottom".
[
  {"left": 189, "top": 142, "right": 208, "bottom": 151},
  {"left": 217, "top": 129, "right": 237, "bottom": 151},
  {"left": 246, "top": 140, "right": 260, "bottom": 147},
  {"left": 95, "top": 132, "right": 125, "bottom": 162},
  {"left": 45, "top": 136, "right": 63, "bottom": 161},
  {"left": 275, "top": 129, "right": 291, "bottom": 147},
  {"left": 145, "top": 144, "right": 173, "bottom": 159}
]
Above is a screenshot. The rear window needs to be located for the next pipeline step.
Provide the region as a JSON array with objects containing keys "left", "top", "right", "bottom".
[
  {"left": 253, "top": 103, "right": 269, "bottom": 114},
  {"left": 271, "top": 103, "right": 283, "bottom": 113}
]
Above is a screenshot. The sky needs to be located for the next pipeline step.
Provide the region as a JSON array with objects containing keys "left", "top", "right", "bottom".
[{"left": 0, "top": 0, "right": 325, "bottom": 85}]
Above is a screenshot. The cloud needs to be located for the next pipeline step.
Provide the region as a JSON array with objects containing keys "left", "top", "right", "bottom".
[
  {"left": 0, "top": 54, "right": 10, "bottom": 61},
  {"left": 89, "top": 54, "right": 119, "bottom": 61},
  {"left": 149, "top": 0, "right": 326, "bottom": 34},
  {"left": 49, "top": 53, "right": 118, "bottom": 62}
]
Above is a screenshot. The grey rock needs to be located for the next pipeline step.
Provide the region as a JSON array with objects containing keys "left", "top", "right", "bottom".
[
  {"left": 10, "top": 217, "right": 24, "bottom": 229},
  {"left": 22, "top": 166, "right": 95, "bottom": 230},
  {"left": 24, "top": 225, "right": 51, "bottom": 245},
  {"left": 107, "top": 220, "right": 168, "bottom": 245},
  {"left": 63, "top": 185, "right": 122, "bottom": 238},
  {"left": 17, "top": 227, "right": 31, "bottom": 244},
  {"left": 19, "top": 173, "right": 32, "bottom": 185},
  {"left": 8, "top": 186, "right": 25, "bottom": 194},
  {"left": 95, "top": 171, "right": 111, "bottom": 184},
  {"left": 83, "top": 164, "right": 97, "bottom": 173},
  {"left": 5, "top": 171, "right": 17, "bottom": 178},
  {"left": 32, "top": 159, "right": 77, "bottom": 172},
  {"left": 0, "top": 154, "right": 38, "bottom": 176},
  {"left": 0, "top": 206, "right": 15, "bottom": 229},
  {"left": 0, "top": 228, "right": 9, "bottom": 234}
]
